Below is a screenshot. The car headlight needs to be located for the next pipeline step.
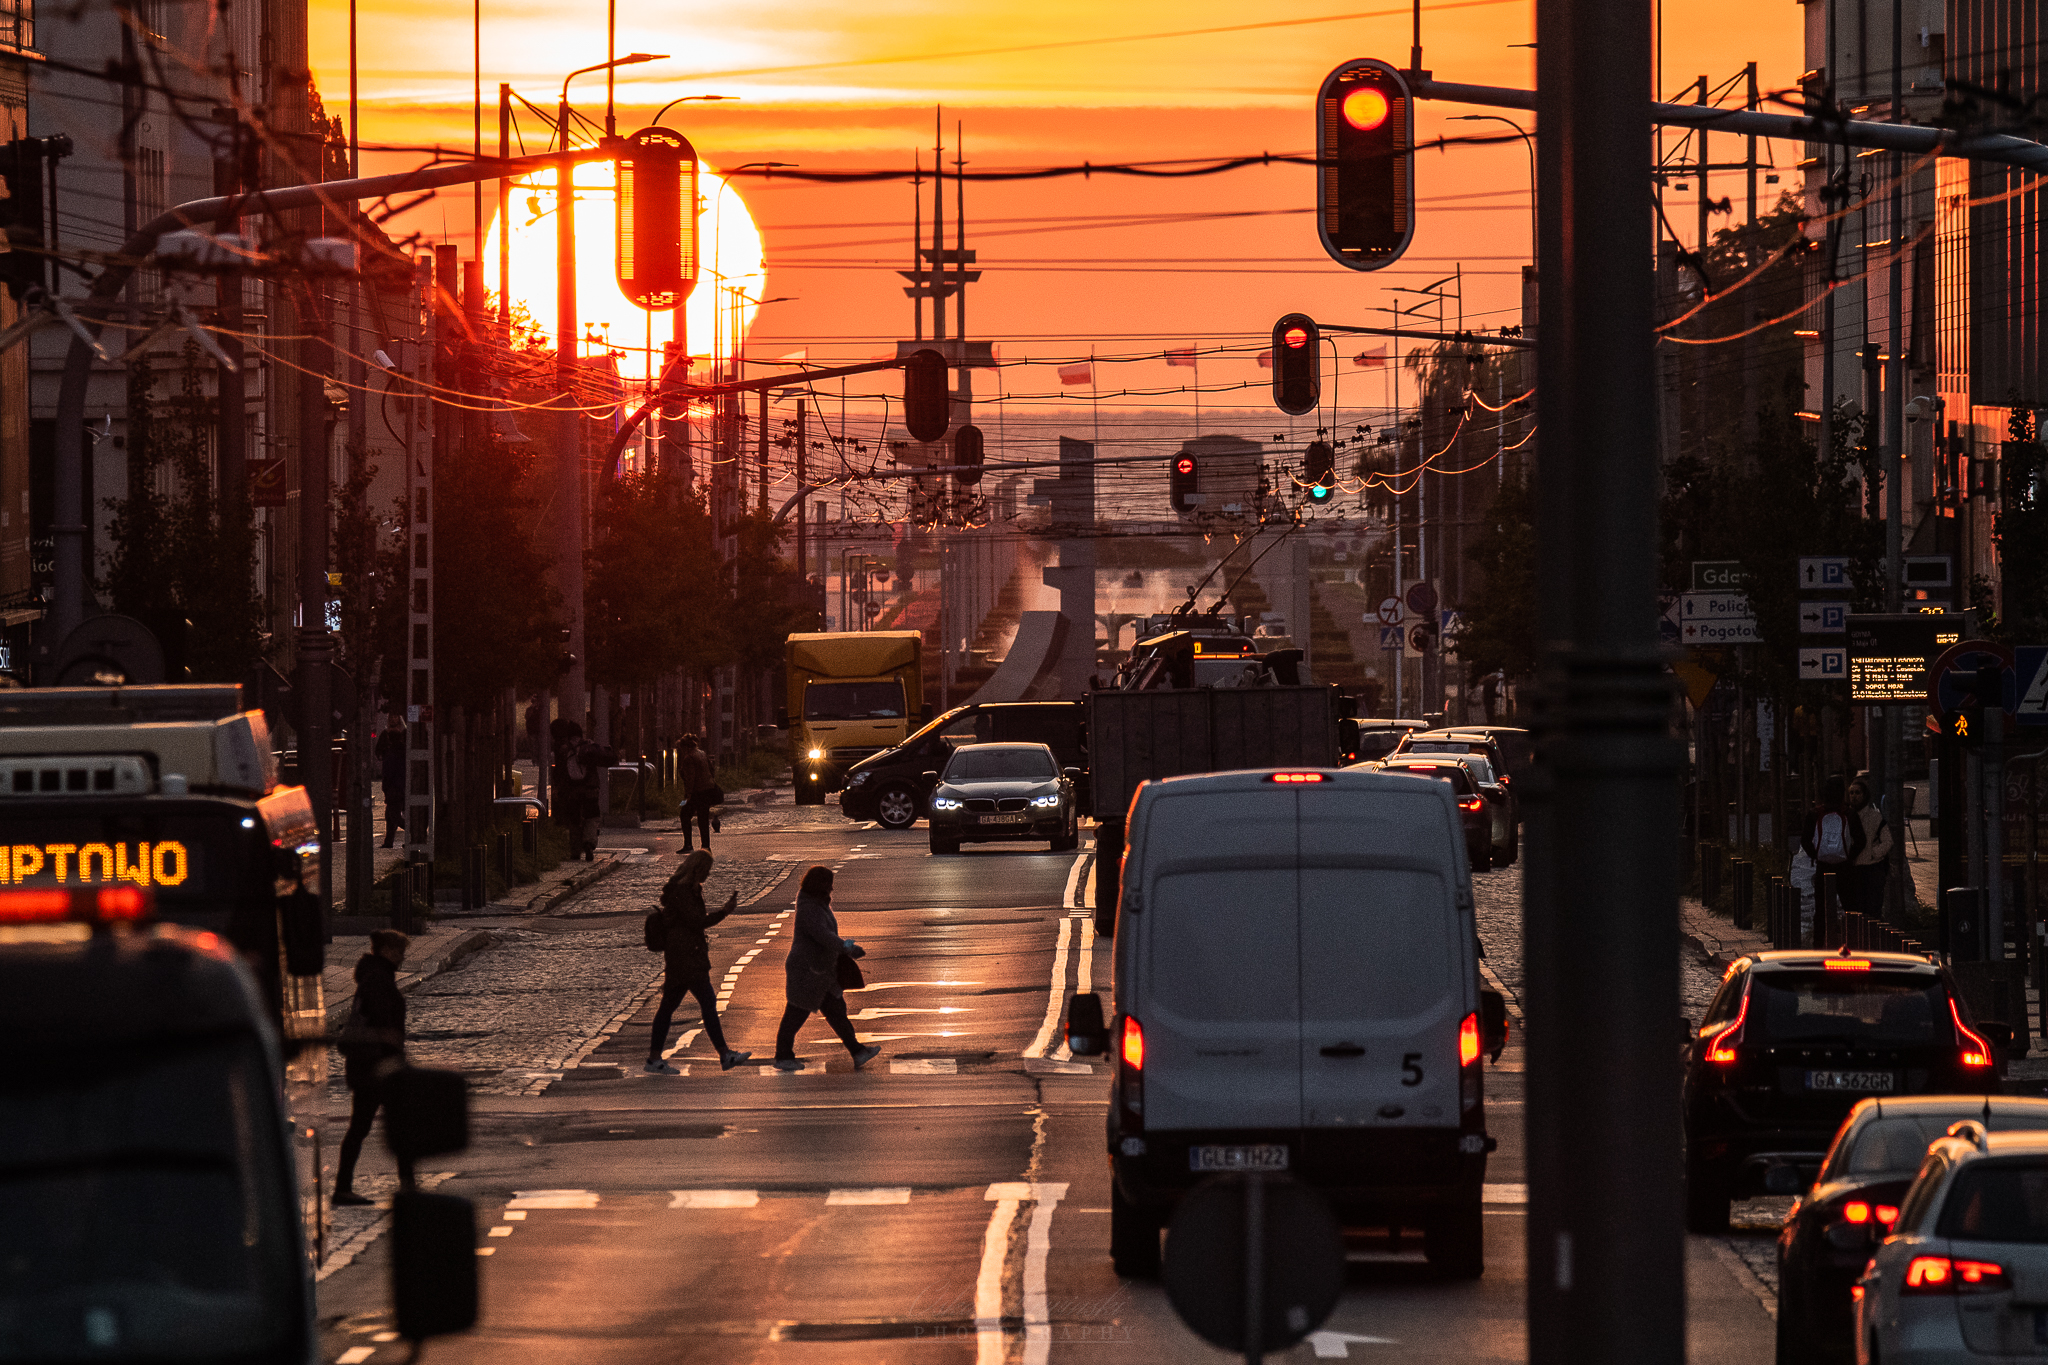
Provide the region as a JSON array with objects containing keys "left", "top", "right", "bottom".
[
  {"left": 931, "top": 794, "right": 963, "bottom": 811},
  {"left": 1030, "top": 793, "right": 1062, "bottom": 809},
  {"left": 807, "top": 748, "right": 824, "bottom": 761},
  {"left": 846, "top": 770, "right": 872, "bottom": 788}
]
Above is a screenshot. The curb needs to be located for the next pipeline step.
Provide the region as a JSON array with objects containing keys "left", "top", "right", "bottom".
[
  {"left": 1680, "top": 898, "right": 1770, "bottom": 973},
  {"left": 527, "top": 854, "right": 625, "bottom": 916},
  {"left": 323, "top": 928, "right": 494, "bottom": 1028}
]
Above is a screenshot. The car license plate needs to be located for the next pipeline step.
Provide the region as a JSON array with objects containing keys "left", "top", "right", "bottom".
[
  {"left": 1189, "top": 1144, "right": 1289, "bottom": 1173},
  {"left": 979, "top": 813, "right": 1029, "bottom": 825},
  {"left": 1806, "top": 1070, "right": 1895, "bottom": 1092}
]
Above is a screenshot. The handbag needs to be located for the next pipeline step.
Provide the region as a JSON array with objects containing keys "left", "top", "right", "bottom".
[
  {"left": 835, "top": 953, "right": 866, "bottom": 991},
  {"left": 701, "top": 784, "right": 725, "bottom": 808}
]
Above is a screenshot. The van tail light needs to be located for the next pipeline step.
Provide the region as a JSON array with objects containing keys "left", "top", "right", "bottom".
[
  {"left": 1951, "top": 996, "right": 1995, "bottom": 1068},
  {"left": 1457, "top": 796, "right": 1484, "bottom": 812},
  {"left": 1704, "top": 988, "right": 1750, "bottom": 1065},
  {"left": 1120, "top": 1015, "right": 1145, "bottom": 1072},
  {"left": 1459, "top": 1012, "right": 1481, "bottom": 1067},
  {"left": 1117, "top": 1016, "right": 1144, "bottom": 1128},
  {"left": 1903, "top": 1255, "right": 2006, "bottom": 1294}
]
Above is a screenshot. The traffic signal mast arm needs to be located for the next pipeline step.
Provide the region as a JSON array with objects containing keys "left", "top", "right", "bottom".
[
  {"left": 1407, "top": 75, "right": 2048, "bottom": 174},
  {"left": 1318, "top": 321, "right": 1533, "bottom": 350}
]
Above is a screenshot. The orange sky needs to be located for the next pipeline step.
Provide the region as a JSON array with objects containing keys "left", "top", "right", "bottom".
[{"left": 311, "top": 0, "right": 1806, "bottom": 396}]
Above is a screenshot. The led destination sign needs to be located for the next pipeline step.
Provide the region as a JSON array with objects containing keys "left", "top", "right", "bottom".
[
  {"left": 0, "top": 840, "right": 192, "bottom": 887},
  {"left": 1848, "top": 614, "right": 1963, "bottom": 703}
]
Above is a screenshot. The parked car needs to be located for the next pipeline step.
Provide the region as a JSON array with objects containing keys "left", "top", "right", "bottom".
[
  {"left": 1068, "top": 766, "right": 1506, "bottom": 1280},
  {"left": 1856, "top": 1126, "right": 2048, "bottom": 1364},
  {"left": 925, "top": 742, "right": 1079, "bottom": 854},
  {"left": 1362, "top": 756, "right": 1495, "bottom": 870},
  {"left": 840, "top": 701, "right": 1086, "bottom": 830},
  {"left": 1777, "top": 1096, "right": 2048, "bottom": 1364},
  {"left": 1684, "top": 950, "right": 2009, "bottom": 1234}
]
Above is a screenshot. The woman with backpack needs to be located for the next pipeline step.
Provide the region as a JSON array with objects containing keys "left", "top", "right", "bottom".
[
  {"left": 644, "top": 850, "right": 750, "bottom": 1073},
  {"left": 1801, "top": 776, "right": 1864, "bottom": 943},
  {"left": 1846, "top": 778, "right": 1894, "bottom": 918}
]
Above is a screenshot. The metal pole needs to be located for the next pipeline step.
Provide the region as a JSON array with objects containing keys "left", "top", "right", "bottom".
[
  {"left": 1530, "top": 2, "right": 1683, "bottom": 1363},
  {"left": 297, "top": 272, "right": 335, "bottom": 927},
  {"left": 1884, "top": 0, "right": 1908, "bottom": 922},
  {"left": 498, "top": 85, "right": 511, "bottom": 327},
  {"left": 556, "top": 96, "right": 587, "bottom": 736}
]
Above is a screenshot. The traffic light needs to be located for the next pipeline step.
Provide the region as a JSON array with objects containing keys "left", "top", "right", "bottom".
[
  {"left": 1170, "top": 451, "right": 1200, "bottom": 514},
  {"left": 1, "top": 135, "right": 72, "bottom": 301},
  {"left": 904, "top": 348, "right": 950, "bottom": 442},
  {"left": 615, "top": 128, "right": 699, "bottom": 311},
  {"left": 953, "top": 424, "right": 984, "bottom": 485},
  {"left": 1271, "top": 313, "right": 1320, "bottom": 416},
  {"left": 1303, "top": 441, "right": 1335, "bottom": 502},
  {"left": 1315, "top": 58, "right": 1415, "bottom": 271}
]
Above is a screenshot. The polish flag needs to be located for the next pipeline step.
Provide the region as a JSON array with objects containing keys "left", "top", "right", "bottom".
[
  {"left": 777, "top": 348, "right": 809, "bottom": 364},
  {"left": 1353, "top": 348, "right": 1387, "bottom": 368},
  {"left": 1058, "top": 361, "right": 1094, "bottom": 386},
  {"left": 1165, "top": 348, "right": 1197, "bottom": 368},
  {"left": 1256, "top": 350, "right": 1273, "bottom": 368}
]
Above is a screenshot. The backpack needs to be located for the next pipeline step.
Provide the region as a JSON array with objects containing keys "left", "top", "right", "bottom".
[
  {"left": 642, "top": 909, "right": 668, "bottom": 952},
  {"left": 1816, "top": 811, "right": 1849, "bottom": 863}
]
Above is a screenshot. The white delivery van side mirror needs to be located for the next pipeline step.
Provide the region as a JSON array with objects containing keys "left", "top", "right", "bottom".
[{"left": 1066, "top": 992, "right": 1110, "bottom": 1055}]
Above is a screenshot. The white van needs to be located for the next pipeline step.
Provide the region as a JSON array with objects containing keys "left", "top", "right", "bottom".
[{"left": 1066, "top": 767, "right": 1505, "bottom": 1279}]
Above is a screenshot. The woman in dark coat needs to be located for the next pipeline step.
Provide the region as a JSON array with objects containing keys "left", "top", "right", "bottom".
[
  {"left": 334, "top": 929, "right": 411, "bottom": 1205},
  {"left": 647, "top": 850, "right": 751, "bottom": 1072},
  {"left": 772, "top": 866, "right": 881, "bottom": 1071}
]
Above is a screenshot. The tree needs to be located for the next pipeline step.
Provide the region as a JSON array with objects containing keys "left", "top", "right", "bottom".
[
  {"left": 430, "top": 436, "right": 564, "bottom": 711},
  {"left": 1449, "top": 477, "right": 1536, "bottom": 681},
  {"left": 586, "top": 475, "right": 723, "bottom": 691},
  {"left": 1994, "top": 406, "right": 2048, "bottom": 643}
]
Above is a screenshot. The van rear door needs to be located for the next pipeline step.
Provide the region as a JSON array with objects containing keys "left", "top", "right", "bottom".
[
  {"left": 1296, "top": 784, "right": 1467, "bottom": 1128},
  {"left": 1139, "top": 787, "right": 1301, "bottom": 1132}
]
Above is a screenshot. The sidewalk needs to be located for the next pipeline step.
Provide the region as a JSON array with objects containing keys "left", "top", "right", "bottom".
[{"left": 1680, "top": 896, "right": 1773, "bottom": 970}]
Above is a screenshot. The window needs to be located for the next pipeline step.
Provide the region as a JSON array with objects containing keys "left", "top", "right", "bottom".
[
  {"left": 944, "top": 747, "right": 1056, "bottom": 782},
  {"left": 803, "top": 680, "right": 904, "bottom": 722},
  {"left": 1382, "top": 764, "right": 1472, "bottom": 795},
  {"left": 1937, "top": 1161, "right": 2048, "bottom": 1243},
  {"left": 1700, "top": 971, "right": 1746, "bottom": 1031},
  {"left": 1845, "top": 1117, "right": 1956, "bottom": 1176},
  {"left": 1752, "top": 973, "right": 1943, "bottom": 1046},
  {"left": 1895, "top": 1153, "right": 1949, "bottom": 1234}
]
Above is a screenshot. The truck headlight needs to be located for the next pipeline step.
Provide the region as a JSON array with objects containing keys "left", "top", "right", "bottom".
[
  {"left": 807, "top": 748, "right": 824, "bottom": 761},
  {"left": 931, "top": 794, "right": 963, "bottom": 811},
  {"left": 1031, "top": 793, "right": 1062, "bottom": 809}
]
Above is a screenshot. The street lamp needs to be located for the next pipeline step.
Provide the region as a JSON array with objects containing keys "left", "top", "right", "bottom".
[
  {"left": 560, "top": 52, "right": 667, "bottom": 139},
  {"left": 1451, "top": 114, "right": 1536, "bottom": 253},
  {"left": 651, "top": 94, "right": 738, "bottom": 126}
]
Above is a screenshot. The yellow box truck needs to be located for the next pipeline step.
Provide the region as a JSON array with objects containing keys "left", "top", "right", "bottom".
[{"left": 783, "top": 631, "right": 925, "bottom": 804}]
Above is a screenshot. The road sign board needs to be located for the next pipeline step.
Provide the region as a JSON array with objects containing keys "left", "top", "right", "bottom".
[
  {"left": 1409, "top": 624, "right": 1434, "bottom": 653},
  {"left": 1682, "top": 591, "right": 1756, "bottom": 621},
  {"left": 1404, "top": 581, "right": 1438, "bottom": 616},
  {"left": 1798, "top": 601, "right": 1848, "bottom": 634},
  {"left": 1929, "top": 639, "right": 2015, "bottom": 717},
  {"left": 1682, "top": 617, "right": 1762, "bottom": 645},
  {"left": 2019, "top": 647, "right": 2048, "bottom": 726},
  {"left": 1798, "top": 556, "right": 1851, "bottom": 590},
  {"left": 1691, "top": 560, "right": 1744, "bottom": 591},
  {"left": 1799, "top": 647, "right": 1847, "bottom": 680},
  {"left": 1849, "top": 613, "right": 1966, "bottom": 703},
  {"left": 1657, "top": 592, "right": 1681, "bottom": 643},
  {"left": 1377, "top": 626, "right": 1403, "bottom": 650},
  {"left": 1903, "top": 554, "right": 1953, "bottom": 590},
  {"left": 1376, "top": 597, "right": 1405, "bottom": 626}
]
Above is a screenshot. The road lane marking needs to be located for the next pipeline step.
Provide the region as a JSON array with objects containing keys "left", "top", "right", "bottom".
[
  {"left": 487, "top": 1226, "right": 513, "bottom": 1237},
  {"left": 474, "top": 1248, "right": 495, "bottom": 1256},
  {"left": 502, "top": 1211, "right": 526, "bottom": 1220},
  {"left": 669, "top": 1190, "right": 759, "bottom": 1208},
  {"left": 1483, "top": 1183, "right": 1527, "bottom": 1204},
  {"left": 1308, "top": 1330, "right": 1400, "bottom": 1357},
  {"left": 976, "top": 1188, "right": 1027, "bottom": 1365},
  {"left": 1024, "top": 916, "right": 1075, "bottom": 1058},
  {"left": 1021, "top": 1183, "right": 1069, "bottom": 1365},
  {"left": 890, "top": 1058, "right": 958, "bottom": 1074},
  {"left": 1074, "top": 912, "right": 1096, "bottom": 1003},
  {"left": 1060, "top": 849, "right": 1089, "bottom": 908},
  {"left": 507, "top": 1190, "right": 599, "bottom": 1209},
  {"left": 337, "top": 1349, "right": 376, "bottom": 1364},
  {"left": 826, "top": 1188, "right": 912, "bottom": 1205}
]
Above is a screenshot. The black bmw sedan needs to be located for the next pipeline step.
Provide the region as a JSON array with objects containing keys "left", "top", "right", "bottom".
[{"left": 925, "top": 742, "right": 1078, "bottom": 855}]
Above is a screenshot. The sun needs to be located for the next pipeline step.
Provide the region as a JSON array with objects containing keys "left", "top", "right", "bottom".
[{"left": 488, "top": 158, "right": 766, "bottom": 385}]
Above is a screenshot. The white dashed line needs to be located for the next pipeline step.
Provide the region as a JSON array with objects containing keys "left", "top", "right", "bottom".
[
  {"left": 669, "top": 1189, "right": 759, "bottom": 1208},
  {"left": 507, "top": 1190, "right": 599, "bottom": 1209},
  {"left": 474, "top": 1247, "right": 495, "bottom": 1256},
  {"left": 337, "top": 1349, "right": 376, "bottom": 1365},
  {"left": 890, "top": 1058, "right": 958, "bottom": 1075},
  {"left": 827, "top": 1188, "right": 911, "bottom": 1205},
  {"left": 487, "top": 1225, "right": 513, "bottom": 1237}
]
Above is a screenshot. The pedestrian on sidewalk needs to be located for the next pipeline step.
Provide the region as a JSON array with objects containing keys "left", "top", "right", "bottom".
[
  {"left": 771, "top": 866, "right": 881, "bottom": 1072},
  {"left": 1846, "top": 779, "right": 1894, "bottom": 919},
  {"left": 678, "top": 733, "right": 719, "bottom": 851},
  {"left": 646, "top": 850, "right": 751, "bottom": 1073},
  {"left": 550, "top": 719, "right": 617, "bottom": 862},
  {"left": 1800, "top": 776, "right": 1864, "bottom": 944},
  {"left": 333, "top": 929, "right": 412, "bottom": 1205},
  {"left": 374, "top": 711, "right": 407, "bottom": 848}
]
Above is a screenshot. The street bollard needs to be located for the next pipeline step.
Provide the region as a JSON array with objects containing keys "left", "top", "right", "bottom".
[
  {"left": 1702, "top": 849, "right": 1722, "bottom": 906},
  {"left": 1818, "top": 872, "right": 1838, "bottom": 949},
  {"left": 1733, "top": 860, "right": 1754, "bottom": 931},
  {"left": 390, "top": 872, "right": 406, "bottom": 928},
  {"left": 496, "top": 833, "right": 510, "bottom": 892}
]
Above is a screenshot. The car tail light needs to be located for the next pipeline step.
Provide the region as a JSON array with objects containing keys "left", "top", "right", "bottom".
[
  {"left": 1876, "top": 1205, "right": 1898, "bottom": 1226},
  {"left": 1823, "top": 958, "right": 1872, "bottom": 971},
  {"left": 1704, "top": 988, "right": 1750, "bottom": 1065},
  {"left": 1268, "top": 772, "right": 1327, "bottom": 783},
  {"left": 1459, "top": 1012, "right": 1481, "bottom": 1067},
  {"left": 1121, "top": 1015, "right": 1145, "bottom": 1072},
  {"left": 1843, "top": 1201, "right": 1871, "bottom": 1224},
  {"left": 1458, "top": 796, "right": 1484, "bottom": 812},
  {"left": 1904, "top": 1255, "right": 2007, "bottom": 1294},
  {"left": 1950, "top": 996, "right": 1995, "bottom": 1068},
  {"left": 1850, "top": 1284, "right": 1865, "bottom": 1302}
]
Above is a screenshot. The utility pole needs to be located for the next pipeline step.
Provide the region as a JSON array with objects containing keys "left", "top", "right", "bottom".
[
  {"left": 1884, "top": 0, "right": 1909, "bottom": 920},
  {"left": 1529, "top": 2, "right": 1683, "bottom": 1364},
  {"left": 297, "top": 263, "right": 336, "bottom": 928},
  {"left": 405, "top": 254, "right": 435, "bottom": 874},
  {"left": 555, "top": 93, "right": 587, "bottom": 739}
]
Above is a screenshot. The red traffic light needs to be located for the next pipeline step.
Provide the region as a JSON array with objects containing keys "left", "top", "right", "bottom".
[
  {"left": 1271, "top": 313, "right": 1320, "bottom": 416},
  {"left": 903, "top": 348, "right": 950, "bottom": 443},
  {"left": 1282, "top": 326, "right": 1311, "bottom": 350},
  {"left": 1175, "top": 456, "right": 1195, "bottom": 475},
  {"left": 1341, "top": 87, "right": 1390, "bottom": 131}
]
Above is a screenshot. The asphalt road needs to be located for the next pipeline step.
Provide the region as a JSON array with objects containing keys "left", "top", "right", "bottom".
[{"left": 316, "top": 802, "right": 1777, "bottom": 1363}]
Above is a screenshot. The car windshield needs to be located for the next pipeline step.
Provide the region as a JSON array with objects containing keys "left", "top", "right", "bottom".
[
  {"left": 1382, "top": 764, "right": 1473, "bottom": 794},
  {"left": 1752, "top": 973, "right": 1943, "bottom": 1045},
  {"left": 805, "top": 681, "right": 906, "bottom": 721},
  {"left": 946, "top": 748, "right": 1056, "bottom": 782},
  {"left": 1937, "top": 1161, "right": 2048, "bottom": 1242},
  {"left": 0, "top": 1033, "right": 303, "bottom": 1361},
  {"left": 1845, "top": 1117, "right": 1961, "bottom": 1174}
]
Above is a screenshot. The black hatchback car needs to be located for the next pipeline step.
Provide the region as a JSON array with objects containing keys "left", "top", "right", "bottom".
[
  {"left": 1773, "top": 1095, "right": 2048, "bottom": 1364},
  {"left": 1684, "top": 950, "right": 2009, "bottom": 1235},
  {"left": 839, "top": 701, "right": 1085, "bottom": 830}
]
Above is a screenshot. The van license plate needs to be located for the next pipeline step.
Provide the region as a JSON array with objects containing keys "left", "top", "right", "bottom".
[
  {"left": 1190, "top": 1145, "right": 1289, "bottom": 1173},
  {"left": 979, "top": 813, "right": 1029, "bottom": 825},
  {"left": 1806, "top": 1070, "right": 1895, "bottom": 1092}
]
